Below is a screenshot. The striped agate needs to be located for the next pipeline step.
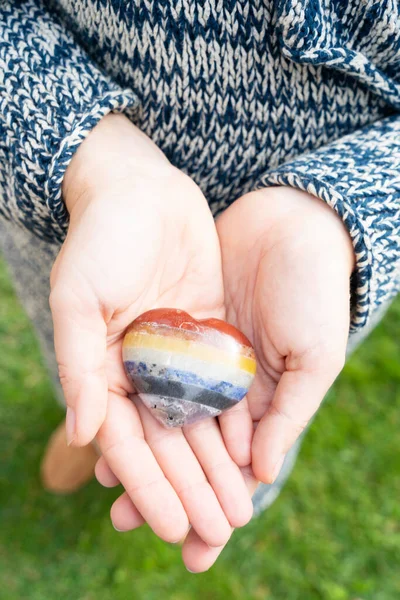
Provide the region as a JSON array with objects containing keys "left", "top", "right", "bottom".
[{"left": 122, "top": 308, "right": 256, "bottom": 428}]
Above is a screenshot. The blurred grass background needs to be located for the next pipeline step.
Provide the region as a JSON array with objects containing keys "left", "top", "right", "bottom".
[{"left": 0, "top": 254, "right": 399, "bottom": 600}]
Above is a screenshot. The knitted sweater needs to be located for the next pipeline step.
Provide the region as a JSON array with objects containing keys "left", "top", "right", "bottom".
[{"left": 1, "top": 0, "right": 400, "bottom": 332}]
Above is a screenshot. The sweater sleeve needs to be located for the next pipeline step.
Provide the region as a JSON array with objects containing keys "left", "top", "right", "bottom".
[
  {"left": 257, "top": 114, "right": 400, "bottom": 332},
  {"left": 0, "top": 0, "right": 139, "bottom": 243}
]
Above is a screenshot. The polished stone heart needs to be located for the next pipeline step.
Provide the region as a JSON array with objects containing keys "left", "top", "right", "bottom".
[{"left": 122, "top": 308, "right": 256, "bottom": 428}]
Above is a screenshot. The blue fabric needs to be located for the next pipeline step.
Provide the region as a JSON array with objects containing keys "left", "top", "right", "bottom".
[{"left": 0, "top": 0, "right": 399, "bottom": 332}]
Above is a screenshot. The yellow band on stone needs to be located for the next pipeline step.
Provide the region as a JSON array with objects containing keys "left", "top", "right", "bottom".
[{"left": 123, "top": 332, "right": 257, "bottom": 375}]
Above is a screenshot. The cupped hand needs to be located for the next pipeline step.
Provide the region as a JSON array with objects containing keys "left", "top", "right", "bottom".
[
  {"left": 103, "top": 184, "right": 355, "bottom": 573},
  {"left": 216, "top": 187, "right": 355, "bottom": 483},
  {"left": 50, "top": 113, "right": 253, "bottom": 547}
]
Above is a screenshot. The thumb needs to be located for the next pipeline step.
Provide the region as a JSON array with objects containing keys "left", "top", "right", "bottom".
[
  {"left": 252, "top": 347, "right": 345, "bottom": 484},
  {"left": 49, "top": 281, "right": 108, "bottom": 447}
]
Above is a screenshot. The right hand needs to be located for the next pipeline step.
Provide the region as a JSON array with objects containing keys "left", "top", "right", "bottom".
[{"left": 50, "top": 113, "right": 253, "bottom": 548}]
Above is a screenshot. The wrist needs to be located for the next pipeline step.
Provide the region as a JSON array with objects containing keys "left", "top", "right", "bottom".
[
  {"left": 260, "top": 187, "right": 356, "bottom": 277},
  {"left": 287, "top": 189, "right": 356, "bottom": 276},
  {"left": 62, "top": 112, "right": 172, "bottom": 215}
]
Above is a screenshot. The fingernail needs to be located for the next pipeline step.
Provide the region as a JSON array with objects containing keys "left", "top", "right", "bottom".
[
  {"left": 271, "top": 454, "right": 285, "bottom": 483},
  {"left": 66, "top": 407, "right": 76, "bottom": 446},
  {"left": 112, "top": 523, "right": 125, "bottom": 532},
  {"left": 186, "top": 568, "right": 197, "bottom": 574}
]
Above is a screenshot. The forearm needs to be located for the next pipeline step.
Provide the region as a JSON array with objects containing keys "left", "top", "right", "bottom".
[
  {"left": 257, "top": 114, "right": 400, "bottom": 331},
  {"left": 62, "top": 113, "right": 171, "bottom": 215},
  {"left": 0, "top": 0, "right": 138, "bottom": 241}
]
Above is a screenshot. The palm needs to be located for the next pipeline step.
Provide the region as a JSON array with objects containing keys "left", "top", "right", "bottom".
[
  {"left": 54, "top": 166, "right": 225, "bottom": 405},
  {"left": 95, "top": 179, "right": 225, "bottom": 398}
]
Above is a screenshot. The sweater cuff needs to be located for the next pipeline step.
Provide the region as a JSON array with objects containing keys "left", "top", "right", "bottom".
[
  {"left": 44, "top": 90, "right": 139, "bottom": 239},
  {"left": 0, "top": 0, "right": 140, "bottom": 243},
  {"left": 255, "top": 114, "right": 400, "bottom": 332}
]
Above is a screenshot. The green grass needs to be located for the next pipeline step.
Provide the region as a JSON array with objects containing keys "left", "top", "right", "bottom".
[{"left": 0, "top": 254, "right": 400, "bottom": 600}]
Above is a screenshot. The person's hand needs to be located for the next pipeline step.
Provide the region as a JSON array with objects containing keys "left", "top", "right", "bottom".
[
  {"left": 216, "top": 187, "right": 355, "bottom": 483},
  {"left": 105, "top": 184, "right": 355, "bottom": 573},
  {"left": 50, "top": 113, "right": 253, "bottom": 548}
]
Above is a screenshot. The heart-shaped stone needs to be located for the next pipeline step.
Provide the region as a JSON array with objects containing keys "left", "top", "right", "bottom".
[{"left": 122, "top": 308, "right": 256, "bottom": 428}]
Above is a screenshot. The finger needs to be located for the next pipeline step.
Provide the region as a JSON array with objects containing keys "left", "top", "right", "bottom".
[
  {"left": 182, "top": 466, "right": 258, "bottom": 573},
  {"left": 252, "top": 357, "right": 343, "bottom": 483},
  {"left": 183, "top": 527, "right": 230, "bottom": 573},
  {"left": 218, "top": 396, "right": 253, "bottom": 466},
  {"left": 97, "top": 392, "right": 189, "bottom": 543},
  {"left": 50, "top": 283, "right": 108, "bottom": 446},
  {"left": 95, "top": 455, "right": 120, "bottom": 488},
  {"left": 184, "top": 418, "right": 253, "bottom": 528},
  {"left": 110, "top": 492, "right": 145, "bottom": 531},
  {"left": 136, "top": 399, "right": 232, "bottom": 548}
]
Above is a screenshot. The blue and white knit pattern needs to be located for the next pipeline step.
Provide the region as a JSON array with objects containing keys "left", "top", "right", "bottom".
[
  {"left": 259, "top": 116, "right": 400, "bottom": 329},
  {"left": 0, "top": 0, "right": 400, "bottom": 331}
]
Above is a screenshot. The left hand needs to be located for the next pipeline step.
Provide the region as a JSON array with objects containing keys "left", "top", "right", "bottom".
[
  {"left": 173, "top": 186, "right": 354, "bottom": 571},
  {"left": 217, "top": 187, "right": 355, "bottom": 484}
]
